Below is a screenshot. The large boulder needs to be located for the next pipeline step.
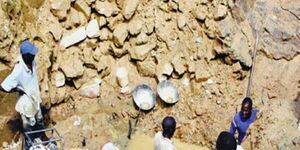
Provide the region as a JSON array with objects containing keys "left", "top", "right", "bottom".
[
  {"left": 59, "top": 47, "right": 85, "bottom": 78},
  {"left": 230, "top": 31, "right": 252, "bottom": 67}
]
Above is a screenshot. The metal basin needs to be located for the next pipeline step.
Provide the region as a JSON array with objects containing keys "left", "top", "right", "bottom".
[
  {"left": 132, "top": 84, "right": 156, "bottom": 111},
  {"left": 157, "top": 80, "right": 179, "bottom": 104}
]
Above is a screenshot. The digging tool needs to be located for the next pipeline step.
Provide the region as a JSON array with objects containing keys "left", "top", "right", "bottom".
[
  {"left": 246, "top": 32, "right": 260, "bottom": 98},
  {"left": 127, "top": 108, "right": 141, "bottom": 139}
]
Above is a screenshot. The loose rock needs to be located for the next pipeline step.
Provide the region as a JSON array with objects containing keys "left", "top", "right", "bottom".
[
  {"left": 122, "top": 0, "right": 140, "bottom": 20},
  {"left": 177, "top": 14, "right": 186, "bottom": 30},
  {"left": 136, "top": 32, "right": 149, "bottom": 45},
  {"left": 60, "top": 27, "right": 87, "bottom": 48},
  {"left": 98, "top": 16, "right": 107, "bottom": 28},
  {"left": 195, "top": 61, "right": 211, "bottom": 82},
  {"left": 52, "top": 71, "right": 65, "bottom": 87},
  {"left": 79, "top": 78, "right": 102, "bottom": 98},
  {"left": 74, "top": 0, "right": 91, "bottom": 18},
  {"left": 50, "top": 0, "right": 71, "bottom": 20},
  {"left": 95, "top": 1, "right": 120, "bottom": 17},
  {"left": 129, "top": 43, "right": 156, "bottom": 61},
  {"left": 214, "top": 5, "right": 228, "bottom": 20},
  {"left": 100, "top": 28, "right": 112, "bottom": 41},
  {"left": 86, "top": 19, "right": 100, "bottom": 38},
  {"left": 113, "top": 23, "right": 128, "bottom": 47},
  {"left": 128, "top": 18, "right": 143, "bottom": 36}
]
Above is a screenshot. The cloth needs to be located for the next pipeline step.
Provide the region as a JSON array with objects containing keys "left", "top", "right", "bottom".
[
  {"left": 20, "top": 40, "right": 38, "bottom": 55},
  {"left": 102, "top": 142, "right": 119, "bottom": 150},
  {"left": 237, "top": 145, "right": 244, "bottom": 150},
  {"left": 154, "top": 131, "right": 176, "bottom": 150},
  {"left": 230, "top": 109, "right": 259, "bottom": 144},
  {"left": 1, "top": 56, "right": 42, "bottom": 118},
  {"left": 21, "top": 108, "right": 43, "bottom": 127}
]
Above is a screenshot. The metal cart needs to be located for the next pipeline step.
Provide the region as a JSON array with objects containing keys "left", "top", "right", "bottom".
[{"left": 23, "top": 128, "right": 64, "bottom": 150}]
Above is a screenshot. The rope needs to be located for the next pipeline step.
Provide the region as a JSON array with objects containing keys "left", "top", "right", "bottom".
[{"left": 246, "top": 31, "right": 260, "bottom": 98}]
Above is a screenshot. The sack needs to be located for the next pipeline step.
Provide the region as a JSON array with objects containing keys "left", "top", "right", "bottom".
[{"left": 15, "top": 94, "right": 39, "bottom": 118}]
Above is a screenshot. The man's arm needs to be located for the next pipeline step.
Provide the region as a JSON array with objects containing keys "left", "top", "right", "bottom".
[
  {"left": 0, "top": 85, "right": 7, "bottom": 92},
  {"left": 229, "top": 122, "right": 236, "bottom": 134},
  {"left": 0, "top": 85, "right": 24, "bottom": 94}
]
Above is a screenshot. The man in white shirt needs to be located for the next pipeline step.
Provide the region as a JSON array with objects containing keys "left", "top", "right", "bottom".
[
  {"left": 0, "top": 40, "right": 43, "bottom": 148},
  {"left": 154, "top": 116, "right": 176, "bottom": 150},
  {"left": 216, "top": 131, "right": 244, "bottom": 150}
]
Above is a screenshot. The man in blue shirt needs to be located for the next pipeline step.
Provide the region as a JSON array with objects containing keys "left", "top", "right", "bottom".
[{"left": 230, "top": 97, "right": 259, "bottom": 145}]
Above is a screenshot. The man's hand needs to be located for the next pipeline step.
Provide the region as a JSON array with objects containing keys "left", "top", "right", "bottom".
[
  {"left": 10, "top": 88, "right": 25, "bottom": 95},
  {"left": 15, "top": 88, "right": 25, "bottom": 95}
]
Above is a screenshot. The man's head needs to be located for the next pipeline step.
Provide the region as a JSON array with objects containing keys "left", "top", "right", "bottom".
[
  {"left": 241, "top": 97, "right": 253, "bottom": 120},
  {"left": 216, "top": 131, "right": 237, "bottom": 150},
  {"left": 20, "top": 40, "right": 38, "bottom": 65},
  {"left": 162, "top": 116, "right": 176, "bottom": 139}
]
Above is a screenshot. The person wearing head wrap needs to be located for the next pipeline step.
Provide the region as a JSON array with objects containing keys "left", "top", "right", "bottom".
[
  {"left": 229, "top": 97, "right": 259, "bottom": 145},
  {"left": 154, "top": 116, "right": 177, "bottom": 150},
  {"left": 0, "top": 40, "right": 44, "bottom": 149}
]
